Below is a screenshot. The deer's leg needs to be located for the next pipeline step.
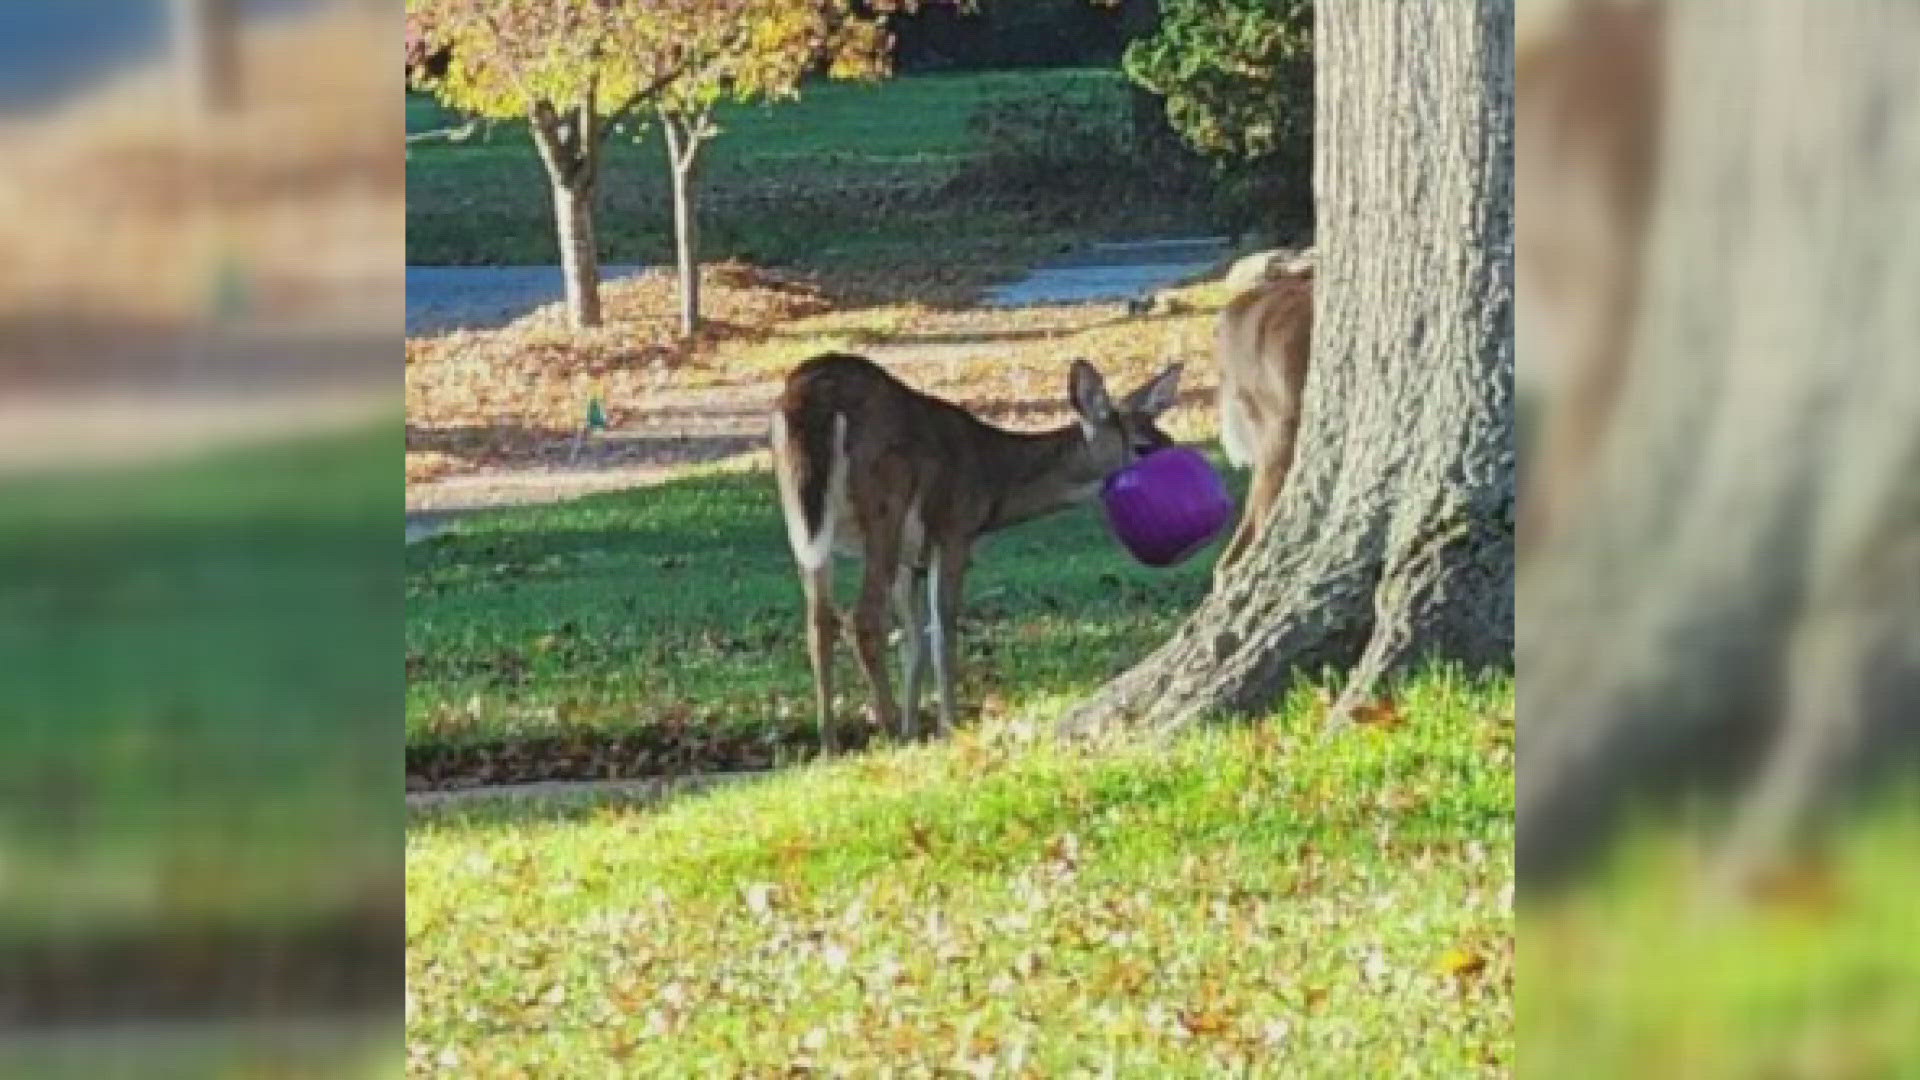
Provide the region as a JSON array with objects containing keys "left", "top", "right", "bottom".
[
  {"left": 1215, "top": 419, "right": 1299, "bottom": 586},
  {"left": 929, "top": 543, "right": 969, "bottom": 735},
  {"left": 892, "top": 566, "right": 928, "bottom": 740},
  {"left": 800, "top": 562, "right": 839, "bottom": 753},
  {"left": 850, "top": 534, "right": 902, "bottom": 738},
  {"left": 1214, "top": 492, "right": 1262, "bottom": 583}
]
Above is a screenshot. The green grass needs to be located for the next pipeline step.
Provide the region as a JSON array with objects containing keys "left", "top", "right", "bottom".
[
  {"left": 407, "top": 671, "right": 1516, "bottom": 1075},
  {"left": 1520, "top": 804, "right": 1920, "bottom": 1077},
  {"left": 406, "top": 455, "right": 1240, "bottom": 758},
  {"left": 406, "top": 69, "right": 1210, "bottom": 269},
  {"left": 0, "top": 423, "right": 398, "bottom": 931}
]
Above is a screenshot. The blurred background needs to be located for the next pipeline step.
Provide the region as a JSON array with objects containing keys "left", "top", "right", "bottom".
[
  {"left": 0, "top": 1, "right": 397, "bottom": 1075},
  {"left": 1517, "top": 0, "right": 1919, "bottom": 1075}
]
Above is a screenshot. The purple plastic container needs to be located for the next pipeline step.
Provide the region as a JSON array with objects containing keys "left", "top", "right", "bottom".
[{"left": 1100, "top": 447, "right": 1235, "bottom": 568}]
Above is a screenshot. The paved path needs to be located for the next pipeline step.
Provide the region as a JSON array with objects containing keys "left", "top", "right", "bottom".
[
  {"left": 983, "top": 236, "right": 1229, "bottom": 307},
  {"left": 405, "top": 238, "right": 1228, "bottom": 338},
  {"left": 406, "top": 264, "right": 653, "bottom": 336}
]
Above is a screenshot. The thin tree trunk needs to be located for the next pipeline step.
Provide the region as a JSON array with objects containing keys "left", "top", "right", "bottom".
[
  {"left": 552, "top": 178, "right": 603, "bottom": 329},
  {"left": 1060, "top": 0, "right": 1515, "bottom": 737},
  {"left": 530, "top": 100, "right": 604, "bottom": 329},
  {"left": 1516, "top": 0, "right": 1920, "bottom": 892},
  {"left": 662, "top": 111, "right": 704, "bottom": 340},
  {"left": 172, "top": 0, "right": 239, "bottom": 114}
]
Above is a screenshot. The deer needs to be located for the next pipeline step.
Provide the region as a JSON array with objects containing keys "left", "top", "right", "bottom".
[
  {"left": 1212, "top": 252, "right": 1315, "bottom": 585},
  {"left": 1515, "top": 0, "right": 1661, "bottom": 556},
  {"left": 769, "top": 351, "right": 1184, "bottom": 752}
]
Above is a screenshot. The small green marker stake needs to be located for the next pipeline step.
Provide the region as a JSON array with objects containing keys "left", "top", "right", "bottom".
[{"left": 570, "top": 392, "right": 609, "bottom": 464}]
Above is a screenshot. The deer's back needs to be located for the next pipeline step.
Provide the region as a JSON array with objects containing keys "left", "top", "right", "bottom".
[
  {"left": 1217, "top": 270, "right": 1313, "bottom": 466},
  {"left": 775, "top": 352, "right": 985, "bottom": 462},
  {"left": 773, "top": 353, "right": 1013, "bottom": 562}
]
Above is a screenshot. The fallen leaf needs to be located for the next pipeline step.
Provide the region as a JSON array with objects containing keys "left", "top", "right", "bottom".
[
  {"left": 1351, "top": 696, "right": 1406, "bottom": 729},
  {"left": 1437, "top": 948, "right": 1487, "bottom": 980}
]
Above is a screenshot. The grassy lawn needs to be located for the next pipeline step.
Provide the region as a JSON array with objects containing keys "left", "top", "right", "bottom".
[
  {"left": 406, "top": 450, "right": 1237, "bottom": 782},
  {"left": 407, "top": 671, "right": 1516, "bottom": 1075},
  {"left": 2, "top": 424, "right": 400, "bottom": 939},
  {"left": 1521, "top": 806, "right": 1920, "bottom": 1077},
  {"left": 406, "top": 69, "right": 1211, "bottom": 269}
]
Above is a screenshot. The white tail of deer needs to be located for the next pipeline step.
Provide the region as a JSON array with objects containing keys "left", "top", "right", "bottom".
[
  {"left": 770, "top": 352, "right": 1183, "bottom": 751},
  {"left": 1213, "top": 254, "right": 1315, "bottom": 583}
]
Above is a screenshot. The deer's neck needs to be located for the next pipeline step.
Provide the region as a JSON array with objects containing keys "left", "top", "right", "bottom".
[{"left": 980, "top": 424, "right": 1108, "bottom": 534}]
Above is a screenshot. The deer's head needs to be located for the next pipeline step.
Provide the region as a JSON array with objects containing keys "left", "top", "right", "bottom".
[{"left": 1068, "top": 358, "right": 1183, "bottom": 475}]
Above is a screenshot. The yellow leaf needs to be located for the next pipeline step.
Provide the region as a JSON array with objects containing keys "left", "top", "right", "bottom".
[{"left": 1437, "top": 948, "right": 1487, "bottom": 979}]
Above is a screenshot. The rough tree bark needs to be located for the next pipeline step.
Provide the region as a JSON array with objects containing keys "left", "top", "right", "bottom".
[
  {"left": 1516, "top": 0, "right": 1920, "bottom": 891},
  {"left": 661, "top": 110, "right": 711, "bottom": 340},
  {"left": 530, "top": 98, "right": 605, "bottom": 329},
  {"left": 1060, "top": 0, "right": 1515, "bottom": 737}
]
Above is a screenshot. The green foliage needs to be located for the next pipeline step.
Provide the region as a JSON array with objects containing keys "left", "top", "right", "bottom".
[
  {"left": 956, "top": 84, "right": 1208, "bottom": 210},
  {"left": 1122, "top": 0, "right": 1314, "bottom": 233}
]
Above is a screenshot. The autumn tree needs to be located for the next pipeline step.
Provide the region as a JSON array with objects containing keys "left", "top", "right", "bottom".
[
  {"left": 407, "top": 0, "right": 750, "bottom": 329},
  {"left": 652, "top": 1, "right": 896, "bottom": 338},
  {"left": 1061, "top": 1, "right": 1513, "bottom": 734}
]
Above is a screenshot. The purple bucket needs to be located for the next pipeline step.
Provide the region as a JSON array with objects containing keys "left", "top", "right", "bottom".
[{"left": 1100, "top": 447, "right": 1235, "bottom": 568}]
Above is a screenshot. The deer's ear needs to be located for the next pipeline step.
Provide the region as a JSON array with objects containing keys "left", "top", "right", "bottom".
[
  {"left": 1069, "top": 359, "right": 1114, "bottom": 429},
  {"left": 1126, "top": 363, "right": 1183, "bottom": 417}
]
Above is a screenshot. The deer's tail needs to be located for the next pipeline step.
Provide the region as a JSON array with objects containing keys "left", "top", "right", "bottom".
[{"left": 770, "top": 405, "right": 847, "bottom": 571}]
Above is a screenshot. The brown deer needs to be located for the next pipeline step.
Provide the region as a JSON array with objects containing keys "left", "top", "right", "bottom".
[
  {"left": 769, "top": 351, "right": 1184, "bottom": 751},
  {"left": 1515, "top": 0, "right": 1662, "bottom": 555},
  {"left": 1213, "top": 256, "right": 1314, "bottom": 583}
]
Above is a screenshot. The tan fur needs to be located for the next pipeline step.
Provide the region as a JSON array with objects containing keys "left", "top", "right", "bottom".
[
  {"left": 1213, "top": 267, "right": 1314, "bottom": 584},
  {"left": 1515, "top": 0, "right": 1662, "bottom": 555},
  {"left": 771, "top": 351, "right": 1183, "bottom": 750}
]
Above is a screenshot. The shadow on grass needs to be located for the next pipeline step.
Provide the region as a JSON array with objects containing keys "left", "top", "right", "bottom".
[{"left": 407, "top": 422, "right": 767, "bottom": 474}]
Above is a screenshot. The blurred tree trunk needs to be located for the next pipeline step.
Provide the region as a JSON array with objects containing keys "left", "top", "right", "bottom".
[
  {"left": 172, "top": 0, "right": 239, "bottom": 114},
  {"left": 1060, "top": 0, "right": 1515, "bottom": 736},
  {"left": 1517, "top": 0, "right": 1920, "bottom": 891},
  {"left": 530, "top": 100, "right": 604, "bottom": 329},
  {"left": 662, "top": 110, "right": 708, "bottom": 340}
]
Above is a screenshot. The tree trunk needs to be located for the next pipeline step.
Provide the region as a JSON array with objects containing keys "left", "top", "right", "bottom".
[
  {"left": 530, "top": 103, "right": 604, "bottom": 329},
  {"left": 172, "top": 0, "right": 239, "bottom": 114},
  {"left": 550, "top": 176, "right": 603, "bottom": 329},
  {"left": 662, "top": 112, "right": 703, "bottom": 340},
  {"left": 1516, "top": 0, "right": 1920, "bottom": 892},
  {"left": 1060, "top": 0, "right": 1515, "bottom": 737}
]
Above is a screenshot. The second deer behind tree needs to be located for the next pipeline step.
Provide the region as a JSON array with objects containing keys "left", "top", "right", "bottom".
[
  {"left": 1214, "top": 256, "right": 1315, "bottom": 585},
  {"left": 770, "top": 352, "right": 1183, "bottom": 751}
]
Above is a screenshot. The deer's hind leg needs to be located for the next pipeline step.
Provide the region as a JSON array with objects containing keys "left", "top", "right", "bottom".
[
  {"left": 799, "top": 561, "right": 840, "bottom": 753},
  {"left": 892, "top": 565, "right": 929, "bottom": 740},
  {"left": 1216, "top": 416, "right": 1300, "bottom": 585},
  {"left": 928, "top": 541, "right": 971, "bottom": 735},
  {"left": 849, "top": 498, "right": 906, "bottom": 739}
]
